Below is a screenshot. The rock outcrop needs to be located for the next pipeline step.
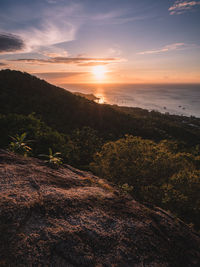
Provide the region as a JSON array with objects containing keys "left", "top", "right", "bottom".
[{"left": 0, "top": 150, "right": 200, "bottom": 266}]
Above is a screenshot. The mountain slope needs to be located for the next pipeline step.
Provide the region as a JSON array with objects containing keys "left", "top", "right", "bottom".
[{"left": 0, "top": 150, "right": 200, "bottom": 266}]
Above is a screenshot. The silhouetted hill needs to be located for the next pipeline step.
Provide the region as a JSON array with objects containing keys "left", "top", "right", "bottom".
[
  {"left": 0, "top": 149, "right": 200, "bottom": 266},
  {"left": 0, "top": 69, "right": 134, "bottom": 138},
  {"left": 0, "top": 69, "right": 200, "bottom": 144}
]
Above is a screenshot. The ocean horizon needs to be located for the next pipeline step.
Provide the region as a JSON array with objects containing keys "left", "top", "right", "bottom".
[{"left": 61, "top": 83, "right": 200, "bottom": 118}]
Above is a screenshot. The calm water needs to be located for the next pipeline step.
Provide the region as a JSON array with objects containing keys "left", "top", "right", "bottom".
[{"left": 61, "top": 83, "right": 200, "bottom": 118}]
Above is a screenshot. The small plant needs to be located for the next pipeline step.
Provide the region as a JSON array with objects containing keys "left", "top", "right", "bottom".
[
  {"left": 9, "top": 132, "right": 32, "bottom": 157},
  {"left": 40, "top": 148, "right": 62, "bottom": 168},
  {"left": 120, "top": 183, "right": 134, "bottom": 194}
]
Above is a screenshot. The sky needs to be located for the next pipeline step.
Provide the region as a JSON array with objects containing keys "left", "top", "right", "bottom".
[{"left": 0, "top": 0, "right": 200, "bottom": 84}]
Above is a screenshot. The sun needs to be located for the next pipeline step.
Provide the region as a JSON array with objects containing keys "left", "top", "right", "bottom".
[{"left": 92, "top": 65, "right": 107, "bottom": 81}]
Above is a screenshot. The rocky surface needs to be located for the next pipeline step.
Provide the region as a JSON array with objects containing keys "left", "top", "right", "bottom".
[{"left": 0, "top": 150, "right": 200, "bottom": 267}]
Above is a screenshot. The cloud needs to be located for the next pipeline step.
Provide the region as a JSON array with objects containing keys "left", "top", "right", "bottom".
[
  {"left": 11, "top": 56, "right": 123, "bottom": 66},
  {"left": 0, "top": 33, "right": 24, "bottom": 53},
  {"left": 137, "top": 43, "right": 188, "bottom": 55},
  {"left": 33, "top": 71, "right": 89, "bottom": 84},
  {"left": 169, "top": 1, "right": 200, "bottom": 15},
  {"left": 42, "top": 51, "right": 69, "bottom": 58},
  {"left": 3, "top": 3, "right": 82, "bottom": 53},
  {"left": 46, "top": 0, "right": 58, "bottom": 4},
  {"left": 45, "top": 0, "right": 65, "bottom": 4},
  {"left": 77, "top": 62, "right": 110, "bottom": 66},
  {"left": 91, "top": 10, "right": 153, "bottom": 25},
  {"left": 33, "top": 72, "right": 85, "bottom": 80},
  {"left": 0, "top": 2, "right": 151, "bottom": 57},
  {"left": 18, "top": 21, "right": 76, "bottom": 52},
  {"left": 0, "top": 62, "right": 7, "bottom": 66},
  {"left": 108, "top": 47, "right": 122, "bottom": 57}
]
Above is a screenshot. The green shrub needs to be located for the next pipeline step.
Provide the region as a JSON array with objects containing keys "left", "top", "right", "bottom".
[
  {"left": 120, "top": 183, "right": 134, "bottom": 194},
  {"left": 90, "top": 135, "right": 199, "bottom": 229},
  {"left": 0, "top": 113, "right": 68, "bottom": 158},
  {"left": 9, "top": 132, "right": 32, "bottom": 157},
  {"left": 161, "top": 170, "right": 200, "bottom": 228},
  {"left": 90, "top": 135, "right": 193, "bottom": 189},
  {"left": 40, "top": 148, "right": 63, "bottom": 168}
]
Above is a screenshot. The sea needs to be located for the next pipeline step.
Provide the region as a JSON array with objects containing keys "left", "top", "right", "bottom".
[{"left": 61, "top": 83, "right": 200, "bottom": 118}]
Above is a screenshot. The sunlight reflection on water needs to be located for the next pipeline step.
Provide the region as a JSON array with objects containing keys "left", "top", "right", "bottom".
[
  {"left": 61, "top": 83, "right": 200, "bottom": 118},
  {"left": 94, "top": 86, "right": 107, "bottom": 104}
]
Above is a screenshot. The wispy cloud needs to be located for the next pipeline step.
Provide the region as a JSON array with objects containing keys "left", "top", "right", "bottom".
[
  {"left": 12, "top": 5, "right": 143, "bottom": 54},
  {"left": 137, "top": 43, "right": 190, "bottom": 55},
  {"left": 0, "top": 33, "right": 24, "bottom": 53},
  {"left": 0, "top": 2, "right": 151, "bottom": 57},
  {"left": 169, "top": 1, "right": 200, "bottom": 15},
  {"left": 42, "top": 51, "right": 69, "bottom": 58},
  {"left": 0, "top": 3, "right": 82, "bottom": 54},
  {"left": 34, "top": 71, "right": 85, "bottom": 80},
  {"left": 90, "top": 10, "right": 153, "bottom": 25},
  {"left": 108, "top": 46, "right": 122, "bottom": 57},
  {"left": 17, "top": 15, "right": 78, "bottom": 52},
  {"left": 11, "top": 56, "right": 123, "bottom": 66},
  {"left": 46, "top": 0, "right": 58, "bottom": 4}
]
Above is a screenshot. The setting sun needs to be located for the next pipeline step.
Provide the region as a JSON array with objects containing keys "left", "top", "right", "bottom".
[{"left": 92, "top": 65, "right": 107, "bottom": 81}]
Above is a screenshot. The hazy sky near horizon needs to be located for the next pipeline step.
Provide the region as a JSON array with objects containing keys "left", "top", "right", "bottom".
[{"left": 0, "top": 0, "right": 200, "bottom": 84}]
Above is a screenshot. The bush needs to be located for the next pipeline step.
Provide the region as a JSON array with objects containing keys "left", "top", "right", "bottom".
[
  {"left": 0, "top": 113, "right": 68, "bottom": 158},
  {"left": 9, "top": 132, "right": 32, "bottom": 157},
  {"left": 91, "top": 135, "right": 194, "bottom": 188},
  {"left": 40, "top": 148, "right": 63, "bottom": 168},
  {"left": 90, "top": 135, "right": 199, "bottom": 229},
  {"left": 161, "top": 170, "right": 200, "bottom": 228}
]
